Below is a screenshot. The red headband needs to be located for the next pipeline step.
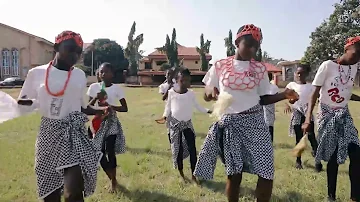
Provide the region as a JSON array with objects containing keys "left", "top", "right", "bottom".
[
  {"left": 235, "top": 24, "right": 263, "bottom": 44},
  {"left": 345, "top": 36, "right": 360, "bottom": 49},
  {"left": 55, "top": 31, "right": 83, "bottom": 48}
]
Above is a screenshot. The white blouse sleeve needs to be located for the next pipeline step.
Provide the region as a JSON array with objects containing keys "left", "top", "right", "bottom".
[
  {"left": 18, "top": 69, "right": 37, "bottom": 100},
  {"left": 312, "top": 61, "right": 329, "bottom": 87},
  {"left": 257, "top": 71, "right": 271, "bottom": 96},
  {"left": 192, "top": 91, "right": 209, "bottom": 113},
  {"left": 202, "top": 64, "right": 219, "bottom": 89},
  {"left": 163, "top": 90, "right": 172, "bottom": 117}
]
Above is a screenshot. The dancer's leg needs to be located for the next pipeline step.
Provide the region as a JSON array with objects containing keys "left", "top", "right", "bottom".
[
  {"left": 348, "top": 143, "right": 360, "bottom": 201},
  {"left": 226, "top": 174, "right": 242, "bottom": 202},
  {"left": 327, "top": 148, "right": 339, "bottom": 201},
  {"left": 255, "top": 176, "right": 273, "bottom": 202},
  {"left": 293, "top": 124, "right": 303, "bottom": 169},
  {"left": 63, "top": 165, "right": 84, "bottom": 202},
  {"left": 183, "top": 128, "right": 198, "bottom": 183}
]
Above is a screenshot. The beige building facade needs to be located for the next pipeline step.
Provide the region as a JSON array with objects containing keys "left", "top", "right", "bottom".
[{"left": 0, "top": 23, "right": 54, "bottom": 80}]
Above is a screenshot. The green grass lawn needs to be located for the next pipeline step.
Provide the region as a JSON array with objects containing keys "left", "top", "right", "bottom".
[{"left": 0, "top": 87, "right": 359, "bottom": 202}]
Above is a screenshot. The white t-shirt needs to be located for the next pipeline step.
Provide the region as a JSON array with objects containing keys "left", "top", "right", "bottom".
[
  {"left": 202, "top": 59, "right": 270, "bottom": 114},
  {"left": 163, "top": 89, "right": 209, "bottom": 121},
  {"left": 268, "top": 83, "right": 279, "bottom": 95},
  {"left": 312, "top": 60, "right": 359, "bottom": 108},
  {"left": 158, "top": 79, "right": 179, "bottom": 94},
  {"left": 87, "top": 83, "right": 125, "bottom": 106},
  {"left": 286, "top": 82, "right": 314, "bottom": 110},
  {"left": 18, "top": 64, "right": 88, "bottom": 119}
]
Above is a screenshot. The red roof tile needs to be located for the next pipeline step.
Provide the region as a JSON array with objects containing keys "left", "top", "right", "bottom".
[
  {"left": 147, "top": 44, "right": 212, "bottom": 60},
  {"left": 263, "top": 62, "right": 282, "bottom": 73}
]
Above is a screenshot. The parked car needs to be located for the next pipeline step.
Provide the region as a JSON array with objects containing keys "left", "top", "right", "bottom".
[{"left": 0, "top": 77, "right": 24, "bottom": 86}]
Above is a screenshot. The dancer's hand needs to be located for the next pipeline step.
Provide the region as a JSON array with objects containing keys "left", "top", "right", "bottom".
[
  {"left": 205, "top": 87, "right": 219, "bottom": 101},
  {"left": 155, "top": 117, "right": 166, "bottom": 124},
  {"left": 284, "top": 105, "right": 292, "bottom": 114},
  {"left": 301, "top": 122, "right": 311, "bottom": 133},
  {"left": 284, "top": 89, "right": 299, "bottom": 101},
  {"left": 207, "top": 109, "right": 213, "bottom": 114},
  {"left": 96, "top": 91, "right": 107, "bottom": 100},
  {"left": 289, "top": 99, "right": 297, "bottom": 104}
]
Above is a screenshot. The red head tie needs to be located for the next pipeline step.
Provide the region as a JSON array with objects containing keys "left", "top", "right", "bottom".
[
  {"left": 235, "top": 24, "right": 263, "bottom": 44},
  {"left": 345, "top": 36, "right": 360, "bottom": 49},
  {"left": 55, "top": 31, "right": 83, "bottom": 48}
]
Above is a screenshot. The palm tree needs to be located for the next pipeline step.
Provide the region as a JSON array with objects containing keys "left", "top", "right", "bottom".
[
  {"left": 156, "top": 28, "right": 179, "bottom": 67},
  {"left": 196, "top": 34, "right": 211, "bottom": 71},
  {"left": 124, "top": 21, "right": 144, "bottom": 76},
  {"left": 224, "top": 30, "right": 236, "bottom": 57}
]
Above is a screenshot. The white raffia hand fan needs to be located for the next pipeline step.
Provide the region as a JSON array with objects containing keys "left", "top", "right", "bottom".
[
  {"left": 0, "top": 91, "right": 21, "bottom": 124},
  {"left": 210, "top": 91, "right": 234, "bottom": 120},
  {"left": 292, "top": 134, "right": 308, "bottom": 157}
]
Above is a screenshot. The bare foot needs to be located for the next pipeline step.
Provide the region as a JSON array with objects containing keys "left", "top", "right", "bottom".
[
  {"left": 109, "top": 180, "right": 119, "bottom": 193},
  {"left": 191, "top": 175, "right": 200, "bottom": 185},
  {"left": 178, "top": 170, "right": 186, "bottom": 182}
]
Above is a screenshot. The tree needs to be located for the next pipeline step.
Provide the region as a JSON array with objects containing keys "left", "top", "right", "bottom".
[
  {"left": 254, "top": 48, "right": 262, "bottom": 62},
  {"left": 75, "top": 64, "right": 91, "bottom": 76},
  {"left": 262, "top": 51, "right": 273, "bottom": 62},
  {"left": 83, "top": 39, "right": 129, "bottom": 83},
  {"left": 156, "top": 28, "right": 179, "bottom": 68},
  {"left": 124, "top": 21, "right": 144, "bottom": 76},
  {"left": 302, "top": 0, "right": 360, "bottom": 65},
  {"left": 196, "top": 34, "right": 211, "bottom": 71},
  {"left": 224, "top": 30, "right": 236, "bottom": 57}
]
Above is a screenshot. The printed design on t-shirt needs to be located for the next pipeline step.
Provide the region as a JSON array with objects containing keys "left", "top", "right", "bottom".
[
  {"left": 50, "top": 97, "right": 64, "bottom": 116},
  {"left": 215, "top": 56, "right": 266, "bottom": 90},
  {"left": 328, "top": 74, "right": 354, "bottom": 104}
]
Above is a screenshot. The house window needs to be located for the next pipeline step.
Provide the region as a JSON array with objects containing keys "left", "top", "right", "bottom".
[
  {"left": 2, "top": 49, "right": 10, "bottom": 75},
  {"left": 155, "top": 61, "right": 167, "bottom": 66},
  {"left": 195, "top": 61, "right": 198, "bottom": 64},
  {"left": 11, "top": 49, "right": 19, "bottom": 76},
  {"left": 145, "top": 62, "right": 152, "bottom": 69}
]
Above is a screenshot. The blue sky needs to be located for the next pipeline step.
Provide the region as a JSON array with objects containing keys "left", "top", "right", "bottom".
[{"left": 0, "top": 0, "right": 338, "bottom": 62}]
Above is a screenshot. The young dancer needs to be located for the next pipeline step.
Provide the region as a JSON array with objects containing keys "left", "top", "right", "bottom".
[
  {"left": 263, "top": 72, "right": 279, "bottom": 142},
  {"left": 87, "top": 62, "right": 127, "bottom": 192},
  {"left": 284, "top": 64, "right": 322, "bottom": 171},
  {"left": 17, "top": 31, "right": 105, "bottom": 202},
  {"left": 159, "top": 68, "right": 179, "bottom": 101},
  {"left": 193, "top": 24, "right": 299, "bottom": 202},
  {"left": 303, "top": 36, "right": 360, "bottom": 202},
  {"left": 159, "top": 68, "right": 179, "bottom": 144},
  {"left": 158, "top": 68, "right": 211, "bottom": 183}
]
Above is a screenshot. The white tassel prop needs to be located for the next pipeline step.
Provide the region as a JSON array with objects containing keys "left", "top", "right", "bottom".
[
  {"left": 0, "top": 91, "right": 21, "bottom": 124},
  {"left": 210, "top": 91, "right": 234, "bottom": 120}
]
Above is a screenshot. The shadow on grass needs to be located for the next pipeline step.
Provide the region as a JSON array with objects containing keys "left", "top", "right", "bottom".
[
  {"left": 126, "top": 146, "right": 171, "bottom": 157},
  {"left": 273, "top": 143, "right": 294, "bottom": 149},
  {"left": 201, "top": 180, "right": 315, "bottom": 202},
  {"left": 116, "top": 184, "right": 191, "bottom": 202},
  {"left": 303, "top": 160, "right": 348, "bottom": 175}
]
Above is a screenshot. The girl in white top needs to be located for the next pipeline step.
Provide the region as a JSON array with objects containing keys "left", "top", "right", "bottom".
[
  {"left": 159, "top": 68, "right": 211, "bottom": 184},
  {"left": 17, "top": 31, "right": 105, "bottom": 201},
  {"left": 263, "top": 72, "right": 279, "bottom": 142},
  {"left": 303, "top": 36, "right": 360, "bottom": 202},
  {"left": 158, "top": 68, "right": 180, "bottom": 145},
  {"left": 87, "top": 62, "right": 128, "bottom": 193},
  {"left": 284, "top": 64, "right": 322, "bottom": 171},
  {"left": 193, "top": 24, "right": 298, "bottom": 202}
]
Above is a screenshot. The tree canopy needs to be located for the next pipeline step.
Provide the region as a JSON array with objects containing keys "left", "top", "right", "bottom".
[
  {"left": 224, "top": 30, "right": 236, "bottom": 57},
  {"left": 302, "top": 0, "right": 360, "bottom": 65},
  {"left": 156, "top": 28, "right": 179, "bottom": 68},
  {"left": 83, "top": 38, "right": 129, "bottom": 83},
  {"left": 124, "top": 21, "right": 144, "bottom": 76},
  {"left": 196, "top": 34, "right": 211, "bottom": 71}
]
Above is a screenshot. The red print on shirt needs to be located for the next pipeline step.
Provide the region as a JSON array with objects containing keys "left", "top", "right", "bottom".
[{"left": 327, "top": 87, "right": 345, "bottom": 103}]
